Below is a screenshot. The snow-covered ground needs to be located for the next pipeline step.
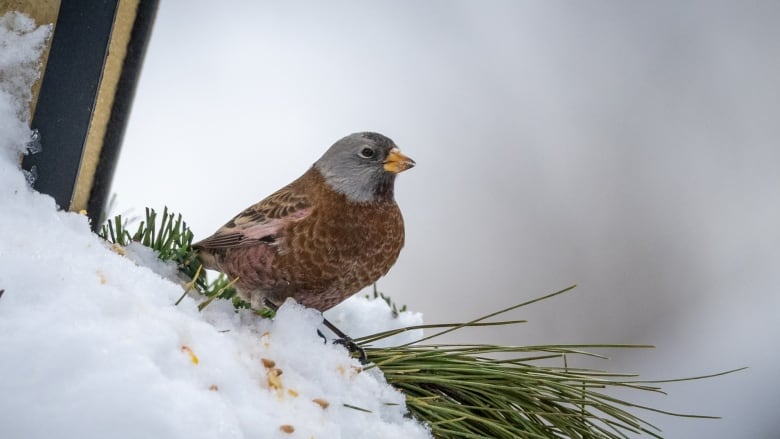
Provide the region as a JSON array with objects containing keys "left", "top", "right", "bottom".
[{"left": 0, "top": 12, "right": 429, "bottom": 439}]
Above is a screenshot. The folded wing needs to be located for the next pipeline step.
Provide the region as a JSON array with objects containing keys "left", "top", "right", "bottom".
[{"left": 193, "top": 185, "right": 313, "bottom": 251}]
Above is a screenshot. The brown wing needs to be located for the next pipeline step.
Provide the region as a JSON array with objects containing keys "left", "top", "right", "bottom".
[{"left": 193, "top": 183, "right": 313, "bottom": 250}]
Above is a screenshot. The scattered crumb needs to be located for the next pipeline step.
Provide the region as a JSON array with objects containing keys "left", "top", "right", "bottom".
[
  {"left": 337, "top": 364, "right": 362, "bottom": 377},
  {"left": 97, "top": 271, "right": 107, "bottom": 285},
  {"left": 261, "top": 358, "right": 275, "bottom": 369},
  {"left": 180, "top": 345, "right": 199, "bottom": 365},
  {"left": 287, "top": 388, "right": 299, "bottom": 397},
  {"left": 279, "top": 425, "right": 294, "bottom": 434},
  {"left": 312, "top": 398, "right": 330, "bottom": 409},
  {"left": 261, "top": 332, "right": 271, "bottom": 349},
  {"left": 209, "top": 384, "right": 219, "bottom": 391},
  {"left": 267, "top": 368, "right": 283, "bottom": 391},
  {"left": 109, "top": 243, "right": 126, "bottom": 256}
]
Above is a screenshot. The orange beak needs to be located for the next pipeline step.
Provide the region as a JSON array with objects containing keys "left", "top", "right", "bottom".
[{"left": 383, "top": 148, "right": 416, "bottom": 174}]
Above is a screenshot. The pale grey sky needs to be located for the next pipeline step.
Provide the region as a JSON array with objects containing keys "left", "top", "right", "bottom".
[{"left": 113, "top": 2, "right": 780, "bottom": 437}]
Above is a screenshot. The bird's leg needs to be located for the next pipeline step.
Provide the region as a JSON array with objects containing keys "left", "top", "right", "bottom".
[
  {"left": 322, "top": 317, "right": 368, "bottom": 365},
  {"left": 321, "top": 317, "right": 349, "bottom": 339},
  {"left": 262, "top": 299, "right": 367, "bottom": 364},
  {"left": 261, "top": 298, "right": 279, "bottom": 313}
]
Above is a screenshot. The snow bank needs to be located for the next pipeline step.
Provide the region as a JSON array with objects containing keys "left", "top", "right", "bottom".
[{"left": 0, "top": 12, "right": 429, "bottom": 439}]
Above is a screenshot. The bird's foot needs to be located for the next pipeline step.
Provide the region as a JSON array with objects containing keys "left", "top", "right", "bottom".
[
  {"left": 318, "top": 316, "right": 368, "bottom": 363},
  {"left": 333, "top": 337, "right": 368, "bottom": 365},
  {"left": 315, "top": 329, "right": 366, "bottom": 364}
]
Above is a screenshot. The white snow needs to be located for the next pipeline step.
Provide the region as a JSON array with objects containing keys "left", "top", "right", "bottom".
[{"left": 0, "top": 12, "right": 429, "bottom": 439}]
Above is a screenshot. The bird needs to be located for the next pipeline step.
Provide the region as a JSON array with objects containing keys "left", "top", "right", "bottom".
[{"left": 193, "top": 132, "right": 415, "bottom": 314}]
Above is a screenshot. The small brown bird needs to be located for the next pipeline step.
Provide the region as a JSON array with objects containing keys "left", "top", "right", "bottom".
[{"left": 193, "top": 132, "right": 415, "bottom": 313}]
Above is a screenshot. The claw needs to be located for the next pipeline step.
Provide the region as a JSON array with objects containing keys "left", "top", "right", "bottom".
[{"left": 333, "top": 337, "right": 368, "bottom": 365}]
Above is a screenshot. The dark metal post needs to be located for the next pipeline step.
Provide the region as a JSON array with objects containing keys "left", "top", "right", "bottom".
[{"left": 21, "top": 0, "right": 159, "bottom": 230}]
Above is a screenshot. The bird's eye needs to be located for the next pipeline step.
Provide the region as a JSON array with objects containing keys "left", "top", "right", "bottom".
[{"left": 359, "top": 147, "right": 375, "bottom": 159}]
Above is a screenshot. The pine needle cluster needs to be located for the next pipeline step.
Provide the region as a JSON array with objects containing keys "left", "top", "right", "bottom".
[{"left": 100, "top": 207, "right": 252, "bottom": 312}]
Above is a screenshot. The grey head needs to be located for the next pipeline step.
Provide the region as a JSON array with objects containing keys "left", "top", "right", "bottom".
[{"left": 314, "top": 132, "right": 415, "bottom": 203}]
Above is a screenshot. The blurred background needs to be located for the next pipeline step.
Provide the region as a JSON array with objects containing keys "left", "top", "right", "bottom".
[{"left": 111, "top": 1, "right": 780, "bottom": 437}]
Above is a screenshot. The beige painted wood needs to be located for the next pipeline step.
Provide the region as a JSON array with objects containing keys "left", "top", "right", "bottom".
[{"left": 71, "top": 0, "right": 141, "bottom": 213}]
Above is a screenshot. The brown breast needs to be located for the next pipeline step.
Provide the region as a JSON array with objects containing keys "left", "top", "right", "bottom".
[{"left": 223, "top": 169, "right": 405, "bottom": 312}]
